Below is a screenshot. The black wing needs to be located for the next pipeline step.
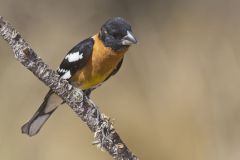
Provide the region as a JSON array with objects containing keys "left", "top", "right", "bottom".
[
  {"left": 57, "top": 37, "right": 94, "bottom": 80},
  {"left": 104, "top": 58, "right": 124, "bottom": 82}
]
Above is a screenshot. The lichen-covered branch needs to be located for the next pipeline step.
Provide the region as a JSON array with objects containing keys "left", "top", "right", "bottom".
[{"left": 0, "top": 16, "right": 138, "bottom": 160}]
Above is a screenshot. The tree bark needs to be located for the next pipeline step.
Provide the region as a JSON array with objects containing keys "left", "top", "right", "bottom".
[{"left": 0, "top": 16, "right": 138, "bottom": 160}]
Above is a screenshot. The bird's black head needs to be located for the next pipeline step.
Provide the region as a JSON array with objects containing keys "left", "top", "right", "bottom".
[{"left": 99, "top": 17, "right": 137, "bottom": 51}]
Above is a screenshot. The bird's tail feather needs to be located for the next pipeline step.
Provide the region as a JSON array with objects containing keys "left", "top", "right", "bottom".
[{"left": 21, "top": 90, "right": 63, "bottom": 136}]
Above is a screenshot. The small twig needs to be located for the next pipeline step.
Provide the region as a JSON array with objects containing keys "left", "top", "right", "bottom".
[{"left": 0, "top": 16, "right": 138, "bottom": 160}]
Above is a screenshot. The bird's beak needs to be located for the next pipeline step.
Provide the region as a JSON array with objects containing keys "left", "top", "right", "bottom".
[{"left": 121, "top": 30, "right": 137, "bottom": 45}]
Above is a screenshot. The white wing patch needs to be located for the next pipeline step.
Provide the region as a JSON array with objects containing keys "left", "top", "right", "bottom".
[
  {"left": 57, "top": 68, "right": 68, "bottom": 73},
  {"left": 61, "top": 70, "right": 71, "bottom": 79},
  {"left": 65, "top": 51, "right": 83, "bottom": 62}
]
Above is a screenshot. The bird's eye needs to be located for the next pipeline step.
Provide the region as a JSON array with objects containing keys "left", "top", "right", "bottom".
[{"left": 104, "top": 30, "right": 108, "bottom": 34}]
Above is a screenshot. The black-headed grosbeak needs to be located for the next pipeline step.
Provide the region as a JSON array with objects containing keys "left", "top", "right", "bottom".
[{"left": 21, "top": 17, "right": 137, "bottom": 136}]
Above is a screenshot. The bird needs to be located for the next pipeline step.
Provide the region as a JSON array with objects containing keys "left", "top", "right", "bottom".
[{"left": 21, "top": 17, "right": 137, "bottom": 136}]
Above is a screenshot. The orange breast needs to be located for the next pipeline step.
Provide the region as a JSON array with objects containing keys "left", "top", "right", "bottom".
[{"left": 71, "top": 34, "right": 128, "bottom": 90}]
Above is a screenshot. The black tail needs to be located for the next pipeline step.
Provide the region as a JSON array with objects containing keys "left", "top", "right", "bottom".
[{"left": 21, "top": 90, "right": 63, "bottom": 136}]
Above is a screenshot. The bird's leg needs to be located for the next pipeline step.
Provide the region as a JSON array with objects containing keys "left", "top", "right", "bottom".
[{"left": 83, "top": 89, "right": 92, "bottom": 98}]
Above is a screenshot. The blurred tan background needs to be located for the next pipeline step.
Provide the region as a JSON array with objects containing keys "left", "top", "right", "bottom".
[{"left": 1, "top": 0, "right": 240, "bottom": 160}]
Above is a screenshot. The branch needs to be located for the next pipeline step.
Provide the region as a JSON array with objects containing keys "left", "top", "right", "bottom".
[{"left": 0, "top": 16, "right": 138, "bottom": 160}]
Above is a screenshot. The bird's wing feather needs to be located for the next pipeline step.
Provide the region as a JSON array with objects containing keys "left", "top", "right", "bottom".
[{"left": 57, "top": 37, "right": 94, "bottom": 80}]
